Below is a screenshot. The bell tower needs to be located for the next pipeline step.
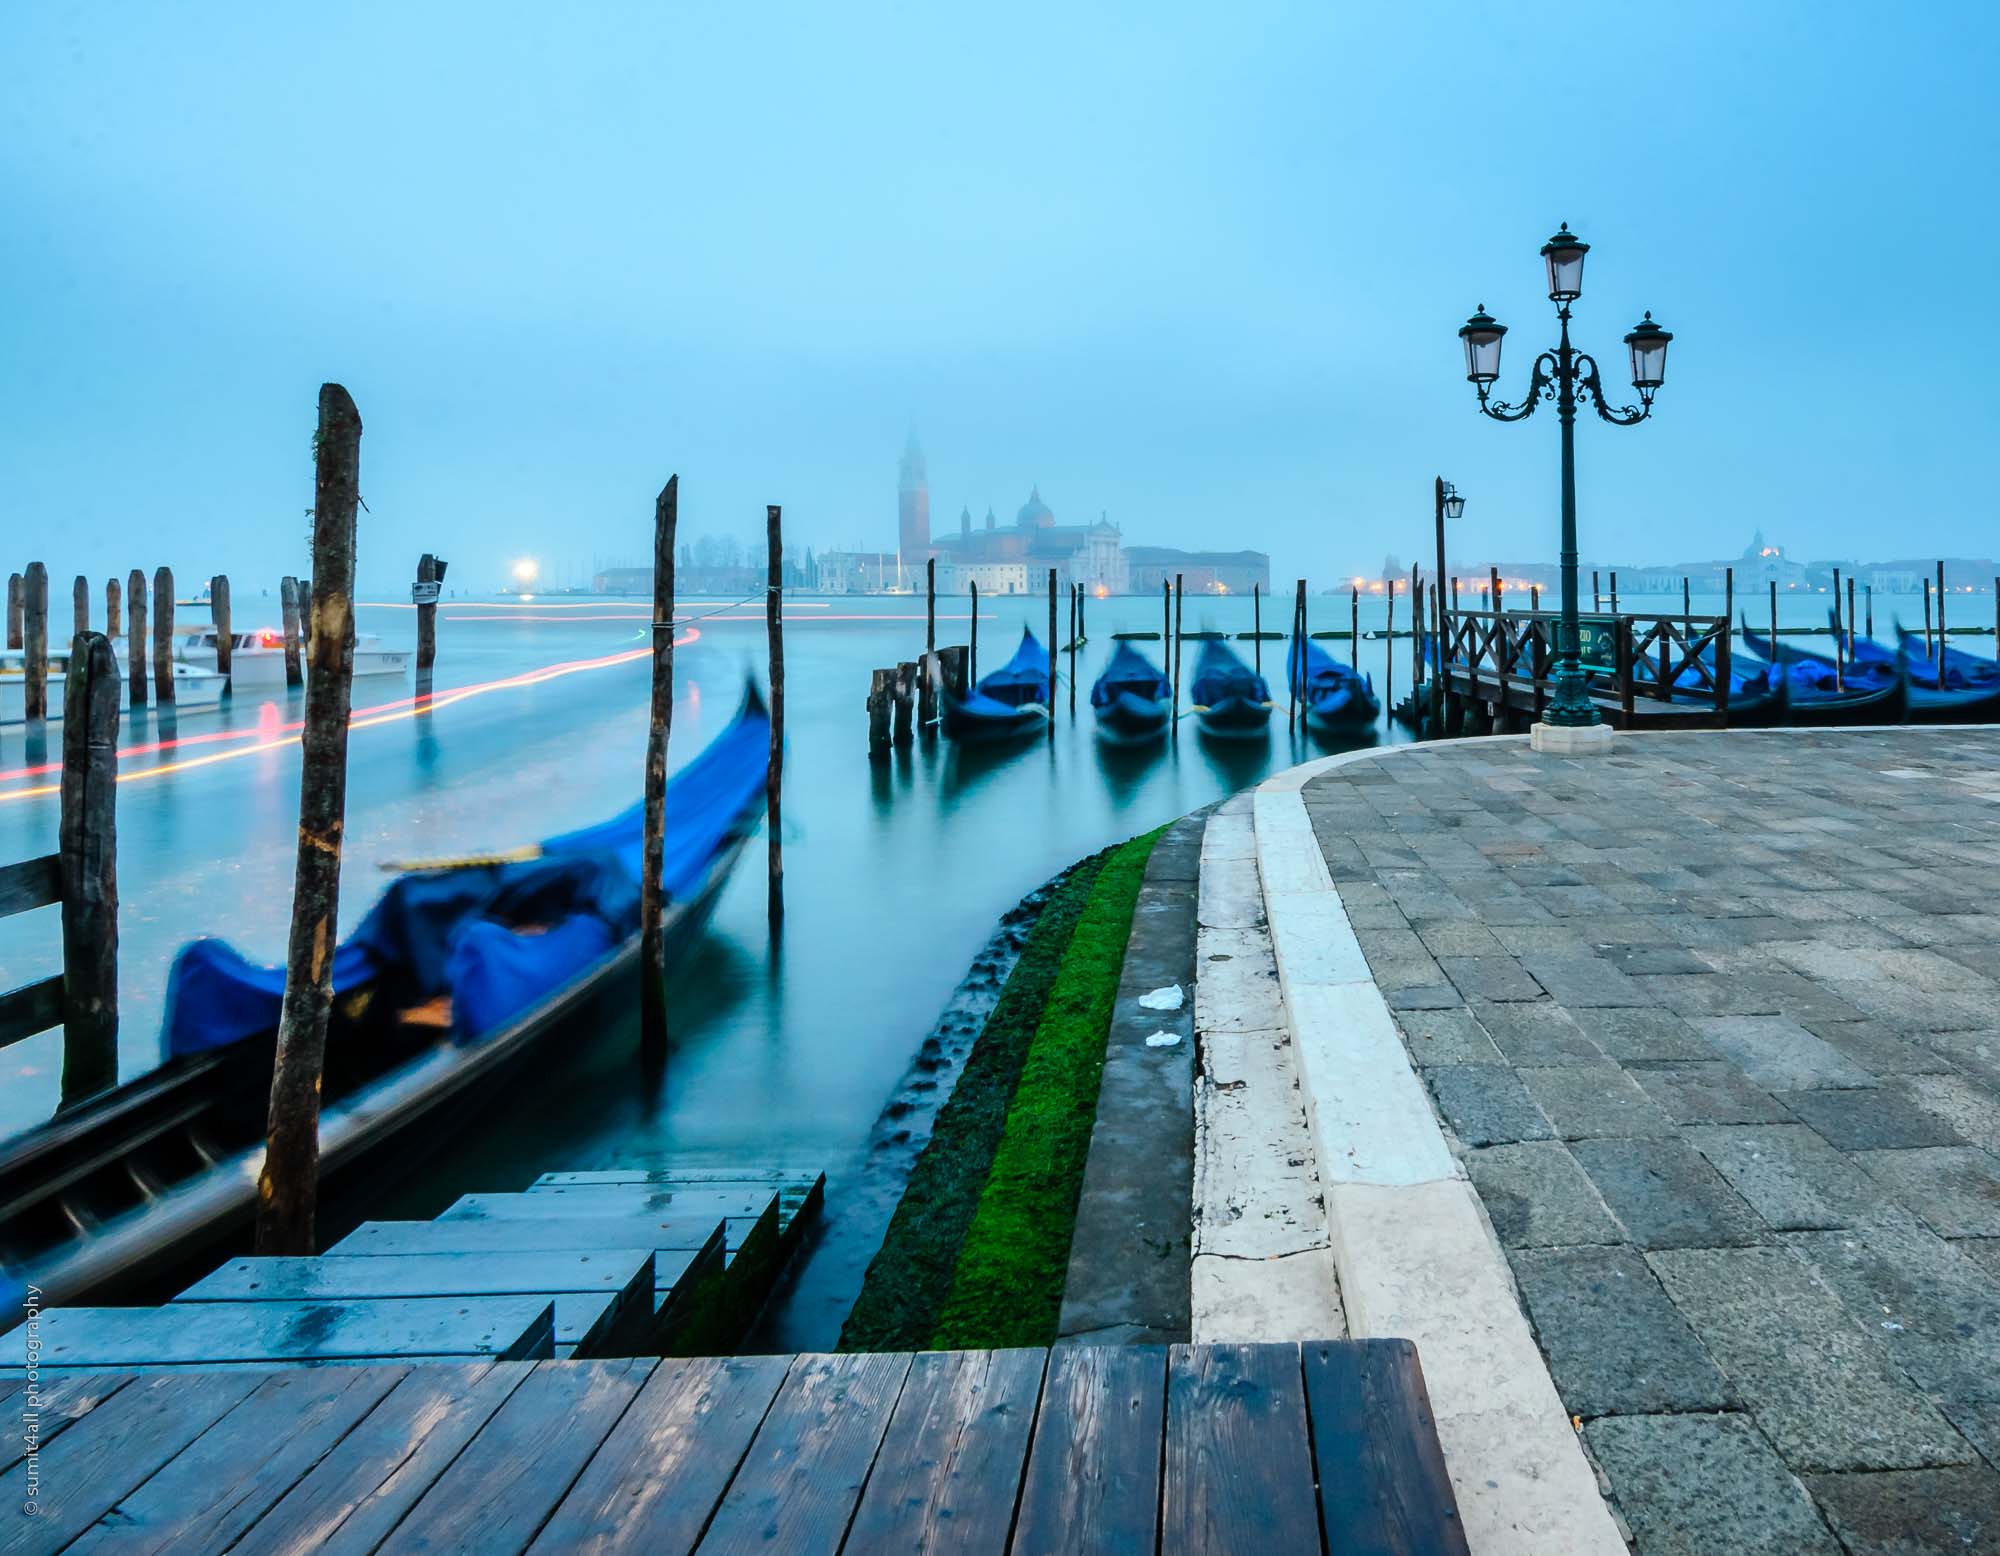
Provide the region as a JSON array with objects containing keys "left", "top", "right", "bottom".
[{"left": 898, "top": 429, "right": 930, "bottom": 569}]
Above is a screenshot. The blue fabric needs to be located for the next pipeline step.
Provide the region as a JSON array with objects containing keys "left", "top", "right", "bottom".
[
  {"left": 973, "top": 628, "right": 1050, "bottom": 708},
  {"left": 1090, "top": 641, "right": 1170, "bottom": 708},
  {"left": 1285, "top": 636, "right": 1377, "bottom": 720},
  {"left": 1889, "top": 626, "right": 1998, "bottom": 689},
  {"left": 162, "top": 689, "right": 770, "bottom": 1059},
  {"left": 1189, "top": 639, "right": 1270, "bottom": 707}
]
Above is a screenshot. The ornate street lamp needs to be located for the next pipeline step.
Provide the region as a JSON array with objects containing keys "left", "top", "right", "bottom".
[{"left": 1459, "top": 224, "right": 1671, "bottom": 738}]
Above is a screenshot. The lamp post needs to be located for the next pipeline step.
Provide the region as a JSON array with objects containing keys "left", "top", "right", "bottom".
[
  {"left": 1459, "top": 224, "right": 1671, "bottom": 747},
  {"left": 1430, "top": 477, "right": 1465, "bottom": 732}
]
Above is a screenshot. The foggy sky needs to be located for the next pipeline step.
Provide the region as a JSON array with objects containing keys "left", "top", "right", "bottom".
[{"left": 4, "top": 2, "right": 1997, "bottom": 594}]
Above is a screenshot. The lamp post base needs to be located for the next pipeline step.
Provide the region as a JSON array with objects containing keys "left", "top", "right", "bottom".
[{"left": 1531, "top": 720, "right": 1615, "bottom": 756}]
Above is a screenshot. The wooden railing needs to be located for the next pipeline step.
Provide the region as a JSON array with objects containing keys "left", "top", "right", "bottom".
[{"left": 1438, "top": 608, "right": 1735, "bottom": 728}]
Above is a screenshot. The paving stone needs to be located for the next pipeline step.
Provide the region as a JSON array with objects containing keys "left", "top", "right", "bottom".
[
  {"left": 1685, "top": 1124, "right": 1892, "bottom": 1232},
  {"left": 1779, "top": 1089, "right": 1966, "bottom": 1151},
  {"left": 1414, "top": 920, "right": 1508, "bottom": 959},
  {"left": 1391, "top": 1007, "right": 1504, "bottom": 1067},
  {"left": 1855, "top": 1148, "right": 2000, "bottom": 1238},
  {"left": 1593, "top": 942, "right": 1717, "bottom": 975},
  {"left": 1510, "top": 1245, "right": 1730, "bottom": 1416},
  {"left": 1630, "top": 973, "right": 1787, "bottom": 1016},
  {"left": 1804, "top": 1466, "right": 2000, "bottom": 1555},
  {"left": 1892, "top": 1073, "right": 2000, "bottom": 1155},
  {"left": 1465, "top": 1142, "right": 1626, "bottom": 1249},
  {"left": 1787, "top": 1222, "right": 2000, "bottom": 1407},
  {"left": 1804, "top": 1020, "right": 1960, "bottom": 1076},
  {"left": 1651, "top": 1245, "right": 1970, "bottom": 1472},
  {"left": 1688, "top": 1015, "right": 1880, "bottom": 1092},
  {"left": 1487, "top": 922, "right": 1591, "bottom": 956},
  {"left": 1583, "top": 1412, "right": 1842, "bottom": 1556},
  {"left": 1945, "top": 1402, "right": 2000, "bottom": 1472},
  {"left": 1518, "top": 955, "right": 1652, "bottom": 1008},
  {"left": 1572, "top": 1138, "right": 1770, "bottom": 1250},
  {"left": 1421, "top": 1065, "right": 1553, "bottom": 1146},
  {"left": 1384, "top": 984, "right": 1463, "bottom": 1011},
  {"left": 1957, "top": 1238, "right": 2000, "bottom": 1285},
  {"left": 1438, "top": 955, "right": 1546, "bottom": 1003},
  {"left": 1629, "top": 1063, "right": 1798, "bottom": 1126},
  {"left": 1468, "top": 1000, "right": 1606, "bottom": 1066},
  {"left": 1572, "top": 1006, "right": 1716, "bottom": 1063},
  {"left": 1516, "top": 1066, "right": 1678, "bottom": 1141}
]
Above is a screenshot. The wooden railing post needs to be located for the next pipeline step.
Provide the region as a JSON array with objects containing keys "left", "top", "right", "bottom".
[
  {"left": 767, "top": 506, "right": 784, "bottom": 926},
  {"left": 127, "top": 570, "right": 148, "bottom": 708},
  {"left": 280, "top": 577, "right": 304, "bottom": 687},
  {"left": 640, "top": 476, "right": 678, "bottom": 1065},
  {"left": 22, "top": 563, "right": 48, "bottom": 721},
  {"left": 211, "top": 573, "right": 233, "bottom": 686},
  {"left": 58, "top": 631, "right": 120, "bottom": 1106},
  {"left": 257, "top": 384, "right": 363, "bottom": 1256},
  {"left": 1617, "top": 618, "right": 1635, "bottom": 727},
  {"left": 153, "top": 566, "right": 176, "bottom": 706}
]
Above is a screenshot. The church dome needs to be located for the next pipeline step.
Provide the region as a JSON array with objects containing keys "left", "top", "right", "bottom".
[{"left": 1016, "top": 485, "right": 1054, "bottom": 528}]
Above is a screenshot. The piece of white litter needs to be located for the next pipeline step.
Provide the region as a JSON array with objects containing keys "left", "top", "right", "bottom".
[
  {"left": 1144, "top": 1032, "right": 1182, "bottom": 1048},
  {"left": 1138, "top": 984, "right": 1185, "bottom": 1011}
]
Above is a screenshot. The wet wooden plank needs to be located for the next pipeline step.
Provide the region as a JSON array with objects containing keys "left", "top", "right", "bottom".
[
  {"left": 229, "top": 1361, "right": 532, "bottom": 1556},
  {"left": 331, "top": 1214, "right": 733, "bottom": 1258},
  {"left": 526, "top": 1354, "right": 793, "bottom": 1554},
  {"left": 0, "top": 973, "right": 64, "bottom": 1049},
  {"left": 698, "top": 1350, "right": 913, "bottom": 1556},
  {"left": 444, "top": 1187, "right": 771, "bottom": 1221},
  {"left": 0, "top": 1371, "right": 132, "bottom": 1472},
  {"left": 61, "top": 1365, "right": 406, "bottom": 1555},
  {"left": 1010, "top": 1345, "right": 1166, "bottom": 1556},
  {"left": 0, "top": 853, "right": 60, "bottom": 918},
  {"left": 844, "top": 1346, "right": 1046, "bottom": 1556},
  {"left": 1304, "top": 1338, "right": 1469, "bottom": 1555},
  {"left": 1163, "top": 1342, "right": 1318, "bottom": 1556},
  {"left": 380, "top": 1357, "right": 652, "bottom": 1555},
  {"left": 535, "top": 1167, "right": 821, "bottom": 1186},
  {"left": 2, "top": 1298, "right": 553, "bottom": 1368},
  {"left": 0, "top": 1371, "right": 261, "bottom": 1555}
]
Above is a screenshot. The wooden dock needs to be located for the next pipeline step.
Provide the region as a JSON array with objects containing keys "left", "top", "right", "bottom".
[{"left": 2, "top": 1339, "right": 1466, "bottom": 1554}]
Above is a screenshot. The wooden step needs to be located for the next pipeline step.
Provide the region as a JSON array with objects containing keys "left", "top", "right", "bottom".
[
  {"left": 530, "top": 1169, "right": 826, "bottom": 1245},
  {"left": 172, "top": 1251, "right": 654, "bottom": 1360},
  {"left": 445, "top": 1187, "right": 772, "bottom": 1221},
  {"left": 0, "top": 1297, "right": 554, "bottom": 1370}
]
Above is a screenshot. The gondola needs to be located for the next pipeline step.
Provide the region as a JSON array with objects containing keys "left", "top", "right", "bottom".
[
  {"left": 1286, "top": 636, "right": 1381, "bottom": 731},
  {"left": 1740, "top": 625, "right": 1910, "bottom": 725},
  {"left": 1189, "top": 639, "right": 1273, "bottom": 739},
  {"left": 0, "top": 687, "right": 773, "bottom": 1321},
  {"left": 1807, "top": 614, "right": 2000, "bottom": 720},
  {"left": 1890, "top": 625, "right": 2000, "bottom": 688},
  {"left": 940, "top": 627, "right": 1052, "bottom": 743},
  {"left": 1089, "top": 641, "right": 1172, "bottom": 744}
]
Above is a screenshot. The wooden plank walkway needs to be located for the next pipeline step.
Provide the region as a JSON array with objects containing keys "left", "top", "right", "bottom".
[{"left": 1, "top": 1340, "right": 1467, "bottom": 1554}]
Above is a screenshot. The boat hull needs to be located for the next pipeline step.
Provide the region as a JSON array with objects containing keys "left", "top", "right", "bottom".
[
  {"left": 1787, "top": 676, "right": 1908, "bottom": 727},
  {"left": 1194, "top": 695, "right": 1272, "bottom": 739},
  {"left": 1092, "top": 692, "right": 1170, "bottom": 744},
  {"left": 1, "top": 659, "right": 226, "bottom": 725},
  {"left": 940, "top": 688, "right": 1050, "bottom": 743}
]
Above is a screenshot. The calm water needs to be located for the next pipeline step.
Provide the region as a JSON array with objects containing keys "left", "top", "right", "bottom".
[{"left": 0, "top": 584, "right": 1974, "bottom": 1342}]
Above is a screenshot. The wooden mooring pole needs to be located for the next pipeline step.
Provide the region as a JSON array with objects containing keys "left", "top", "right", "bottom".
[
  {"left": 1047, "top": 568, "right": 1058, "bottom": 741},
  {"left": 153, "top": 567, "right": 175, "bottom": 707},
  {"left": 280, "top": 577, "right": 304, "bottom": 687},
  {"left": 72, "top": 575, "right": 89, "bottom": 636},
  {"left": 415, "top": 554, "right": 440, "bottom": 676},
  {"left": 969, "top": 579, "right": 979, "bottom": 684},
  {"left": 1846, "top": 574, "right": 1857, "bottom": 657},
  {"left": 59, "top": 631, "right": 120, "bottom": 1105},
  {"left": 640, "top": 475, "right": 678, "bottom": 1064},
  {"left": 1161, "top": 578, "right": 1170, "bottom": 657},
  {"left": 767, "top": 505, "right": 784, "bottom": 926},
  {"left": 1866, "top": 585, "right": 1875, "bottom": 640},
  {"left": 1937, "top": 561, "right": 1948, "bottom": 656},
  {"left": 1923, "top": 579, "right": 1933, "bottom": 661},
  {"left": 1172, "top": 573, "right": 1185, "bottom": 734},
  {"left": 1682, "top": 576, "right": 1691, "bottom": 618},
  {"left": 22, "top": 563, "right": 48, "bottom": 721},
  {"left": 1067, "top": 585, "right": 1077, "bottom": 716},
  {"left": 1253, "top": 583, "right": 1261, "bottom": 676},
  {"left": 256, "top": 383, "right": 363, "bottom": 1256},
  {"left": 1385, "top": 577, "right": 1395, "bottom": 713},
  {"left": 1769, "top": 580, "right": 1779, "bottom": 658},
  {"left": 211, "top": 574, "right": 233, "bottom": 686},
  {"left": 867, "top": 669, "right": 893, "bottom": 758},
  {"left": 1290, "top": 578, "right": 1304, "bottom": 730},
  {"left": 127, "top": 570, "right": 147, "bottom": 708},
  {"left": 105, "top": 577, "right": 121, "bottom": 640},
  {"left": 1609, "top": 571, "right": 1619, "bottom": 615},
  {"left": 1350, "top": 584, "right": 1359, "bottom": 670},
  {"left": 1592, "top": 570, "right": 1601, "bottom": 611},
  {"left": 1831, "top": 568, "right": 1845, "bottom": 690},
  {"left": 5, "top": 572, "right": 20, "bottom": 650},
  {"left": 920, "top": 557, "right": 936, "bottom": 730}
]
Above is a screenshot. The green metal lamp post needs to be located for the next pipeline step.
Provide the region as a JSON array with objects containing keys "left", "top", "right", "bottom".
[{"left": 1459, "top": 225, "right": 1672, "bottom": 728}]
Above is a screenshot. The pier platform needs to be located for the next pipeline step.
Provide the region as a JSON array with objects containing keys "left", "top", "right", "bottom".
[
  {"left": 1218, "top": 727, "right": 2000, "bottom": 1553},
  {"left": 4, "top": 1339, "right": 1464, "bottom": 1553}
]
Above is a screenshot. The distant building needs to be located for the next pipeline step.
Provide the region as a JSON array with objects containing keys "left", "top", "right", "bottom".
[
  {"left": 935, "top": 559, "right": 1030, "bottom": 595},
  {"left": 898, "top": 431, "right": 930, "bottom": 570},
  {"left": 593, "top": 566, "right": 653, "bottom": 595},
  {"left": 1123, "top": 547, "right": 1271, "bottom": 597},
  {"left": 927, "top": 486, "right": 1128, "bottom": 594},
  {"left": 817, "top": 550, "right": 909, "bottom": 593}
]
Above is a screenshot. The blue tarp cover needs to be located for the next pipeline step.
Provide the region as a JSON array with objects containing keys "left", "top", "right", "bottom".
[
  {"left": 1090, "top": 641, "right": 1170, "bottom": 708},
  {"left": 1189, "top": 639, "right": 1271, "bottom": 707},
  {"left": 974, "top": 627, "right": 1050, "bottom": 708},
  {"left": 162, "top": 690, "right": 770, "bottom": 1057}
]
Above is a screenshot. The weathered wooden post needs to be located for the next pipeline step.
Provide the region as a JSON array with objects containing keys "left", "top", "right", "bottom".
[
  {"left": 1609, "top": 570, "right": 1619, "bottom": 615},
  {"left": 1683, "top": 576, "right": 1691, "bottom": 618},
  {"left": 1350, "top": 584, "right": 1360, "bottom": 670},
  {"left": 105, "top": 577, "right": 121, "bottom": 639},
  {"left": 280, "top": 576, "right": 304, "bottom": 687},
  {"left": 1252, "top": 582, "right": 1261, "bottom": 676},
  {"left": 210, "top": 573, "right": 233, "bottom": 685},
  {"left": 1937, "top": 560, "right": 1948, "bottom": 658},
  {"left": 969, "top": 579, "right": 979, "bottom": 685},
  {"left": 1173, "top": 574, "right": 1185, "bottom": 734},
  {"left": 920, "top": 557, "right": 936, "bottom": 730},
  {"left": 5, "top": 572, "right": 20, "bottom": 650},
  {"left": 414, "top": 554, "right": 440, "bottom": 676},
  {"left": 1289, "top": 579, "right": 1305, "bottom": 729},
  {"left": 299, "top": 579, "right": 314, "bottom": 653},
  {"left": 1866, "top": 584, "right": 1875, "bottom": 641},
  {"left": 72, "top": 575, "right": 90, "bottom": 636},
  {"left": 1078, "top": 586, "right": 1086, "bottom": 643},
  {"left": 127, "top": 569, "right": 148, "bottom": 708},
  {"left": 639, "top": 476, "right": 678, "bottom": 1065},
  {"left": 1592, "top": 570, "right": 1601, "bottom": 611},
  {"left": 59, "top": 631, "right": 120, "bottom": 1106},
  {"left": 153, "top": 567, "right": 176, "bottom": 706},
  {"left": 1769, "top": 580, "right": 1779, "bottom": 659},
  {"left": 767, "top": 506, "right": 784, "bottom": 925},
  {"left": 938, "top": 644, "right": 968, "bottom": 699},
  {"left": 893, "top": 661, "right": 916, "bottom": 745},
  {"left": 1829, "top": 568, "right": 1844, "bottom": 692},
  {"left": 1067, "top": 584, "right": 1077, "bottom": 716},
  {"left": 1720, "top": 568, "right": 1735, "bottom": 725},
  {"left": 22, "top": 563, "right": 49, "bottom": 721},
  {"left": 256, "top": 383, "right": 363, "bottom": 1256},
  {"left": 1923, "top": 579, "right": 1933, "bottom": 661},
  {"left": 1047, "top": 569, "right": 1058, "bottom": 741},
  {"left": 1846, "top": 574, "right": 1857, "bottom": 659},
  {"left": 1385, "top": 576, "right": 1395, "bottom": 715},
  {"left": 1531, "top": 584, "right": 1540, "bottom": 611},
  {"left": 867, "top": 668, "right": 893, "bottom": 757}
]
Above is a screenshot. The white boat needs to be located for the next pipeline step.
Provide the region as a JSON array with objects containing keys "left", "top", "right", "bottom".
[
  {"left": 176, "top": 627, "right": 410, "bottom": 686},
  {"left": 0, "top": 648, "right": 227, "bottom": 725}
]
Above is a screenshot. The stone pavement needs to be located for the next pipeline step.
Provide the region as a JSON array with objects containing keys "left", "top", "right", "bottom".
[{"left": 1302, "top": 729, "right": 2000, "bottom": 1555}]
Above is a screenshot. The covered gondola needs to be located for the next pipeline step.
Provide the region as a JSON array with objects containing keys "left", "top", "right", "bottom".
[
  {"left": 1286, "top": 636, "right": 1381, "bottom": 731},
  {"left": 1089, "top": 641, "right": 1173, "bottom": 744},
  {"left": 941, "top": 627, "right": 1052, "bottom": 743},
  {"left": 1740, "top": 623, "right": 1910, "bottom": 724},
  {"left": 1189, "top": 639, "right": 1273, "bottom": 739},
  {"left": 0, "top": 687, "right": 773, "bottom": 1320}
]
